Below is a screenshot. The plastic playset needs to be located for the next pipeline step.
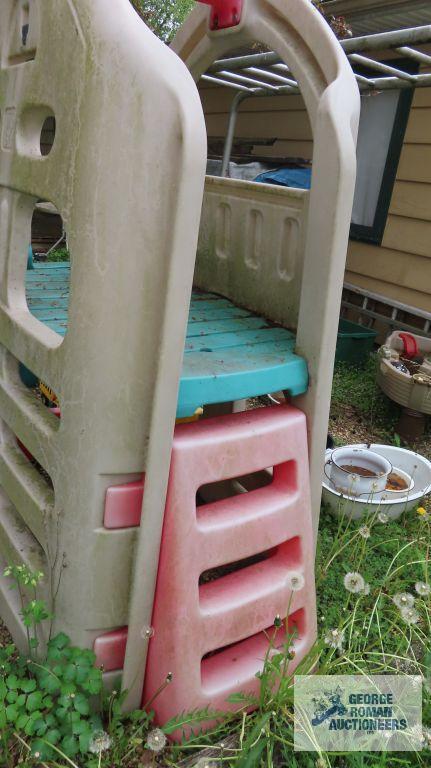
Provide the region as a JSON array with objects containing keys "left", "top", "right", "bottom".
[{"left": 0, "top": 0, "right": 359, "bottom": 727}]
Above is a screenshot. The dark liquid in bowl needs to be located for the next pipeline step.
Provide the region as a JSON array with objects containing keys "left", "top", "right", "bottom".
[
  {"left": 339, "top": 465, "right": 378, "bottom": 477},
  {"left": 386, "top": 472, "right": 408, "bottom": 491}
]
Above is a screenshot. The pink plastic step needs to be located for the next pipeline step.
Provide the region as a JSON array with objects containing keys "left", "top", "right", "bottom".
[
  {"left": 143, "top": 405, "right": 317, "bottom": 737},
  {"left": 94, "top": 627, "right": 128, "bottom": 672},
  {"left": 104, "top": 477, "right": 145, "bottom": 529}
]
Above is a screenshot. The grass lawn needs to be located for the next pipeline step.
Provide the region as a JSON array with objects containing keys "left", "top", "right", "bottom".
[{"left": 1, "top": 356, "right": 430, "bottom": 767}]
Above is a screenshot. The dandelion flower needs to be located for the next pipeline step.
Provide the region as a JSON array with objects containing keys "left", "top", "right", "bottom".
[
  {"left": 146, "top": 728, "right": 167, "bottom": 753},
  {"left": 400, "top": 606, "right": 420, "bottom": 625},
  {"left": 89, "top": 731, "right": 112, "bottom": 754},
  {"left": 286, "top": 571, "right": 305, "bottom": 591},
  {"left": 378, "top": 512, "right": 389, "bottom": 524},
  {"left": 324, "top": 628, "right": 345, "bottom": 651},
  {"left": 344, "top": 572, "right": 365, "bottom": 594},
  {"left": 415, "top": 582, "right": 430, "bottom": 597},
  {"left": 421, "top": 727, "right": 431, "bottom": 749},
  {"left": 392, "top": 592, "right": 415, "bottom": 609},
  {"left": 417, "top": 506, "right": 429, "bottom": 519},
  {"left": 141, "top": 625, "right": 155, "bottom": 639},
  {"left": 358, "top": 525, "right": 371, "bottom": 539}
]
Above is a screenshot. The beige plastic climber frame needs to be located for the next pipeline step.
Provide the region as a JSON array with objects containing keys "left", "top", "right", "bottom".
[
  {"left": 0, "top": 0, "right": 206, "bottom": 655},
  {"left": 0, "top": 0, "right": 359, "bottom": 713},
  {"left": 174, "top": 0, "right": 361, "bottom": 537},
  {"left": 123, "top": 0, "right": 360, "bottom": 707}
]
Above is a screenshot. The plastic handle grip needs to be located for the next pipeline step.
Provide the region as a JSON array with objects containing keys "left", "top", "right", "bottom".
[
  {"left": 399, "top": 332, "right": 418, "bottom": 359},
  {"left": 197, "top": 0, "right": 243, "bottom": 30}
]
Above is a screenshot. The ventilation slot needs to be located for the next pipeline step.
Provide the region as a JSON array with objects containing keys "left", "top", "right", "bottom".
[
  {"left": 201, "top": 608, "right": 305, "bottom": 694},
  {"left": 196, "top": 461, "right": 297, "bottom": 529},
  {"left": 199, "top": 548, "right": 274, "bottom": 586},
  {"left": 197, "top": 467, "right": 273, "bottom": 507},
  {"left": 199, "top": 538, "right": 302, "bottom": 613}
]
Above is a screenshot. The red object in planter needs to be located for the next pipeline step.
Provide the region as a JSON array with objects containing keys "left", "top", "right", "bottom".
[
  {"left": 399, "top": 332, "right": 419, "bottom": 359},
  {"left": 198, "top": 0, "right": 243, "bottom": 30}
]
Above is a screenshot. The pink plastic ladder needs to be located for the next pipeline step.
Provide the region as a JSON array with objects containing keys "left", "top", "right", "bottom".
[{"left": 143, "top": 405, "right": 317, "bottom": 733}]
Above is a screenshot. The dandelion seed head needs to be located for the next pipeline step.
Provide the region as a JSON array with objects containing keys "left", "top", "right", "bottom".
[
  {"left": 286, "top": 571, "right": 305, "bottom": 592},
  {"left": 392, "top": 592, "right": 415, "bottom": 609},
  {"left": 324, "top": 628, "right": 345, "bottom": 650},
  {"left": 378, "top": 512, "right": 389, "bottom": 524},
  {"left": 89, "top": 730, "right": 112, "bottom": 754},
  {"left": 362, "top": 582, "right": 371, "bottom": 596},
  {"left": 146, "top": 728, "right": 167, "bottom": 753},
  {"left": 358, "top": 525, "right": 371, "bottom": 539},
  {"left": 400, "top": 606, "right": 420, "bottom": 625},
  {"left": 344, "top": 572, "right": 365, "bottom": 594},
  {"left": 415, "top": 581, "right": 430, "bottom": 596},
  {"left": 423, "top": 728, "right": 431, "bottom": 749}
]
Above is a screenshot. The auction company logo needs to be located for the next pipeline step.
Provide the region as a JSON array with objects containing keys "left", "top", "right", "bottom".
[{"left": 294, "top": 675, "right": 422, "bottom": 752}]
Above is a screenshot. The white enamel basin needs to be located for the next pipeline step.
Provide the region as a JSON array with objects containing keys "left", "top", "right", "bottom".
[{"left": 322, "top": 444, "right": 431, "bottom": 520}]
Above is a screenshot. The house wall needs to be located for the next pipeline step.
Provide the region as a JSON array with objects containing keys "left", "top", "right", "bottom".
[{"left": 199, "top": 80, "right": 431, "bottom": 314}]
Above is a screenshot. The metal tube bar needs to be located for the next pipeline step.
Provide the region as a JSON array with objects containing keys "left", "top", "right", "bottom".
[
  {"left": 355, "top": 73, "right": 375, "bottom": 86},
  {"left": 270, "top": 63, "right": 291, "bottom": 73},
  {"left": 207, "top": 26, "right": 431, "bottom": 76},
  {"left": 360, "top": 73, "right": 431, "bottom": 90},
  {"left": 216, "top": 70, "right": 279, "bottom": 90},
  {"left": 208, "top": 50, "right": 281, "bottom": 74},
  {"left": 244, "top": 66, "right": 297, "bottom": 87},
  {"left": 341, "top": 24, "right": 431, "bottom": 55},
  {"left": 348, "top": 53, "right": 417, "bottom": 81},
  {"left": 201, "top": 74, "right": 252, "bottom": 92},
  {"left": 221, "top": 91, "right": 249, "bottom": 177},
  {"left": 395, "top": 46, "right": 431, "bottom": 66}
]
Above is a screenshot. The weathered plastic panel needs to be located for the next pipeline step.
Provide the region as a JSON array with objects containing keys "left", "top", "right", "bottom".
[
  {"left": 196, "top": 176, "right": 309, "bottom": 330},
  {"left": 0, "top": 0, "right": 206, "bottom": 651},
  {"left": 124, "top": 0, "right": 359, "bottom": 710},
  {"left": 172, "top": 0, "right": 360, "bottom": 544}
]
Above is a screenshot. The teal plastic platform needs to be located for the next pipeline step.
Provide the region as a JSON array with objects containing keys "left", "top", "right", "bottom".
[{"left": 26, "top": 262, "right": 308, "bottom": 416}]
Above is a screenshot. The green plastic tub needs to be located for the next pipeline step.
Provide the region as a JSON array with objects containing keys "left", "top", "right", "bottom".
[{"left": 335, "top": 318, "right": 377, "bottom": 366}]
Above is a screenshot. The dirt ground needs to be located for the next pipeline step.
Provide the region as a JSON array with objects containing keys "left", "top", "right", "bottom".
[{"left": 329, "top": 403, "right": 431, "bottom": 461}]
